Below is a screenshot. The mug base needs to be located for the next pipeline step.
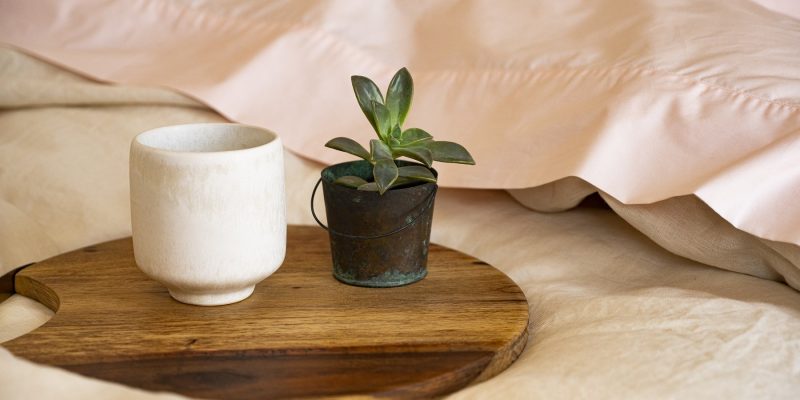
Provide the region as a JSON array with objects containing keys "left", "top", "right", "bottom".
[{"left": 168, "top": 285, "right": 255, "bottom": 306}]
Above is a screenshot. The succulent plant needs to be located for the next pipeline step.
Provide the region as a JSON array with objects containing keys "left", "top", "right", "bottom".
[{"left": 325, "top": 68, "right": 475, "bottom": 195}]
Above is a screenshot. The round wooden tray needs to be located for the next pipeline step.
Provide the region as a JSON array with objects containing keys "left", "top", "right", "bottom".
[{"left": 4, "top": 226, "right": 529, "bottom": 399}]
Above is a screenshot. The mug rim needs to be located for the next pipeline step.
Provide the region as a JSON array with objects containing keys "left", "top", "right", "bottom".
[{"left": 133, "top": 123, "right": 281, "bottom": 157}]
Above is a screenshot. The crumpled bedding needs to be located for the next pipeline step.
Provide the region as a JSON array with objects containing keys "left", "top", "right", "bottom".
[
  {"left": 1, "top": 47, "right": 799, "bottom": 399},
  {"left": 511, "top": 179, "right": 800, "bottom": 290},
  {"left": 2, "top": 0, "right": 800, "bottom": 249}
]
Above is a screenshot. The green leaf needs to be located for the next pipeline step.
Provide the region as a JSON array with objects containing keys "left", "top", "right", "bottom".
[
  {"left": 390, "top": 176, "right": 433, "bottom": 189},
  {"left": 360, "top": 176, "right": 427, "bottom": 191},
  {"left": 400, "top": 128, "right": 432, "bottom": 146},
  {"left": 398, "top": 165, "right": 437, "bottom": 183},
  {"left": 373, "top": 159, "right": 398, "bottom": 194},
  {"left": 385, "top": 67, "right": 413, "bottom": 127},
  {"left": 325, "top": 137, "right": 370, "bottom": 160},
  {"left": 357, "top": 182, "right": 379, "bottom": 191},
  {"left": 351, "top": 75, "right": 384, "bottom": 133},
  {"left": 334, "top": 175, "right": 369, "bottom": 188},
  {"left": 370, "top": 139, "right": 393, "bottom": 161},
  {"left": 391, "top": 176, "right": 416, "bottom": 187},
  {"left": 389, "top": 125, "right": 402, "bottom": 146},
  {"left": 392, "top": 146, "right": 432, "bottom": 167},
  {"left": 371, "top": 101, "right": 391, "bottom": 140},
  {"left": 427, "top": 141, "right": 475, "bottom": 165}
]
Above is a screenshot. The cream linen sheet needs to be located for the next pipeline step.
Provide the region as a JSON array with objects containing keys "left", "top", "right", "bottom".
[
  {"left": 2, "top": 0, "right": 800, "bottom": 250},
  {"left": 511, "top": 181, "right": 800, "bottom": 290},
  {"left": 2, "top": 49, "right": 800, "bottom": 399}
]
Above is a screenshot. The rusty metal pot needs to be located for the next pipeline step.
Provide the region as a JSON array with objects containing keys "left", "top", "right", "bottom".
[{"left": 312, "top": 160, "right": 437, "bottom": 287}]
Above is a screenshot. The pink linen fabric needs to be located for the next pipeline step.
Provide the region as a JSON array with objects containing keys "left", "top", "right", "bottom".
[
  {"left": 2, "top": 44, "right": 800, "bottom": 400},
  {"left": 751, "top": 0, "right": 800, "bottom": 19},
  {"left": 0, "top": 0, "right": 798, "bottom": 245}
]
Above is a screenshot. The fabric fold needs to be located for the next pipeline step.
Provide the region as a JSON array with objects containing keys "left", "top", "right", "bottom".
[
  {"left": 2, "top": 45, "right": 800, "bottom": 400},
  {"left": 2, "top": 0, "right": 797, "bottom": 247}
]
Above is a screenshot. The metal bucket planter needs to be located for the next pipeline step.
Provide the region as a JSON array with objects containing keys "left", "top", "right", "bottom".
[{"left": 312, "top": 160, "right": 437, "bottom": 287}]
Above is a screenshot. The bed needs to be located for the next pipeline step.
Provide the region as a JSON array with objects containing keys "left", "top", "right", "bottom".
[{"left": 1, "top": 1, "right": 799, "bottom": 398}]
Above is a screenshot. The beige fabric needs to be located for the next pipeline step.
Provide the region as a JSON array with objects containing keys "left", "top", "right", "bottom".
[
  {"left": 2, "top": 0, "right": 800, "bottom": 248},
  {"left": 511, "top": 182, "right": 800, "bottom": 291},
  {"left": 437, "top": 190, "right": 800, "bottom": 400},
  {"left": 0, "top": 50, "right": 199, "bottom": 108},
  {"left": 0, "top": 295, "right": 53, "bottom": 344},
  {"left": 507, "top": 177, "right": 597, "bottom": 213},
  {"left": 1, "top": 48, "right": 800, "bottom": 399},
  {"left": 601, "top": 193, "right": 800, "bottom": 289}
]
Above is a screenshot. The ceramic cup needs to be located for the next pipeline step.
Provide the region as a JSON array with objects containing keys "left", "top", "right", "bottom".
[{"left": 130, "top": 123, "right": 286, "bottom": 306}]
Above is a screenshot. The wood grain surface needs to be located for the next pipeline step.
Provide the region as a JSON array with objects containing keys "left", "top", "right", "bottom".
[
  {"left": 0, "top": 265, "right": 26, "bottom": 303},
  {"left": 4, "top": 226, "right": 529, "bottom": 399}
]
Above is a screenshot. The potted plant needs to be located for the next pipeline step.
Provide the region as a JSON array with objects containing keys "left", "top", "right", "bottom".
[{"left": 312, "top": 68, "right": 475, "bottom": 287}]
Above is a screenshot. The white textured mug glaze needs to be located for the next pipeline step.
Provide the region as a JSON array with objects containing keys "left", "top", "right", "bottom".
[{"left": 130, "top": 123, "right": 286, "bottom": 306}]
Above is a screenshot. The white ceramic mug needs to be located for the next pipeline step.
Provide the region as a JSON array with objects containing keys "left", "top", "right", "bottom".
[{"left": 129, "top": 123, "right": 286, "bottom": 306}]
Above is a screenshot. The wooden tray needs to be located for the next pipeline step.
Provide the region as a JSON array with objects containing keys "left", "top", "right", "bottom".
[{"left": 3, "top": 226, "right": 529, "bottom": 399}]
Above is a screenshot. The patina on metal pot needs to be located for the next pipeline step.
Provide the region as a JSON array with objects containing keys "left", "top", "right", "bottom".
[{"left": 316, "top": 160, "right": 437, "bottom": 287}]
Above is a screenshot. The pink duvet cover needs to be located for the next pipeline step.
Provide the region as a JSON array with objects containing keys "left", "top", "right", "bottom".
[{"left": 1, "top": 0, "right": 799, "bottom": 247}]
